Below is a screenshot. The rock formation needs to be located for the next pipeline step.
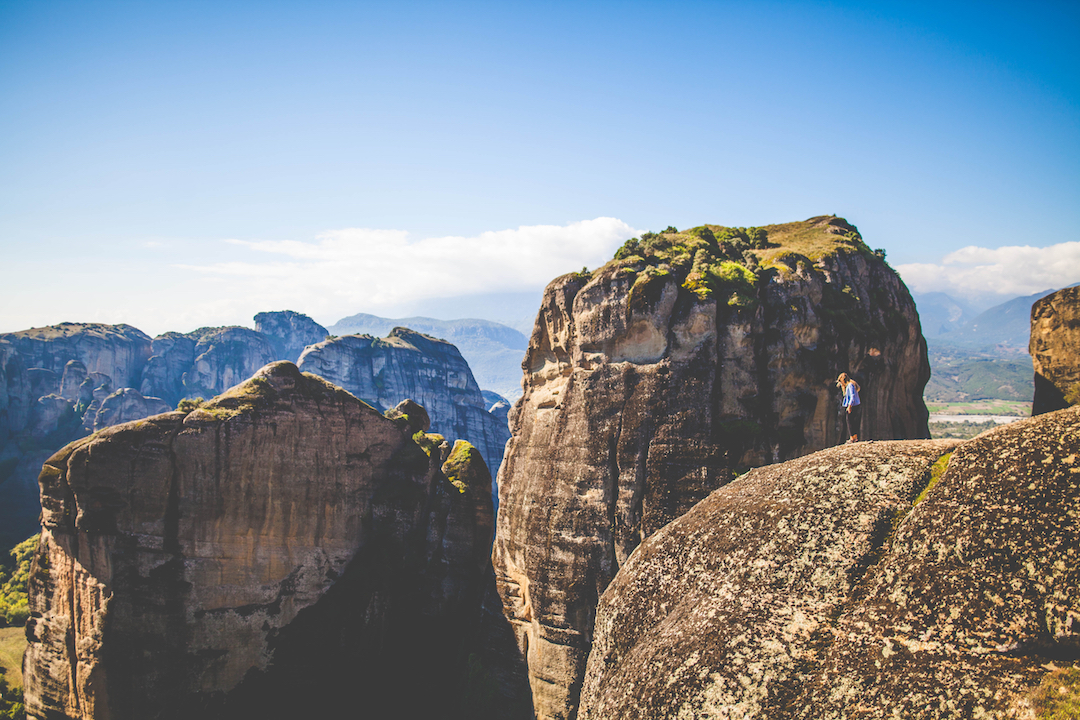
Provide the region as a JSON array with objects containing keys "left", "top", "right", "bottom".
[
  {"left": 578, "top": 405, "right": 1080, "bottom": 719},
  {"left": 23, "top": 362, "right": 495, "bottom": 720},
  {"left": 298, "top": 328, "right": 511, "bottom": 479},
  {"left": 254, "top": 310, "right": 329, "bottom": 362},
  {"left": 1030, "top": 284, "right": 1080, "bottom": 415},
  {"left": 0, "top": 323, "right": 152, "bottom": 390},
  {"left": 329, "top": 313, "right": 530, "bottom": 401},
  {"left": 93, "top": 387, "right": 171, "bottom": 430},
  {"left": 180, "top": 326, "right": 278, "bottom": 400},
  {"left": 139, "top": 331, "right": 197, "bottom": 407},
  {"left": 493, "top": 217, "right": 931, "bottom": 719}
]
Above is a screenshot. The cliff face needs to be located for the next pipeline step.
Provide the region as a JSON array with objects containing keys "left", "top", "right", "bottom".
[
  {"left": 578, "top": 405, "right": 1080, "bottom": 719},
  {"left": 23, "top": 362, "right": 494, "bottom": 720},
  {"left": 298, "top": 328, "right": 511, "bottom": 480},
  {"left": 181, "top": 326, "right": 278, "bottom": 400},
  {"left": 254, "top": 310, "right": 329, "bottom": 362},
  {"left": 493, "top": 217, "right": 930, "bottom": 719},
  {"left": 1030, "top": 285, "right": 1080, "bottom": 415},
  {"left": 0, "top": 323, "right": 152, "bottom": 390}
]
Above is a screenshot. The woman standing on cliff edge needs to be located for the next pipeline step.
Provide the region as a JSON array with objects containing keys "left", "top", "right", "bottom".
[{"left": 837, "top": 373, "right": 861, "bottom": 443}]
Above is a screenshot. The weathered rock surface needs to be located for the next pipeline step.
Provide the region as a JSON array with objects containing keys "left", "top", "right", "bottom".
[
  {"left": 181, "top": 326, "right": 278, "bottom": 400},
  {"left": 493, "top": 217, "right": 931, "bottom": 718},
  {"left": 24, "top": 361, "right": 495, "bottom": 720},
  {"left": 329, "top": 313, "right": 530, "bottom": 400},
  {"left": 139, "top": 332, "right": 197, "bottom": 407},
  {"left": 254, "top": 310, "right": 328, "bottom": 362},
  {"left": 93, "top": 387, "right": 171, "bottom": 430},
  {"left": 1030, "top": 285, "right": 1080, "bottom": 415},
  {"left": 0, "top": 323, "right": 152, "bottom": 390},
  {"left": 578, "top": 406, "right": 1080, "bottom": 719},
  {"left": 298, "top": 328, "right": 511, "bottom": 479}
]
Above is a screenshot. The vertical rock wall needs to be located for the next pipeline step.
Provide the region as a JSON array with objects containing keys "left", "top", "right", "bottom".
[
  {"left": 493, "top": 218, "right": 931, "bottom": 719},
  {"left": 1030, "top": 285, "right": 1080, "bottom": 415},
  {"left": 23, "top": 362, "right": 494, "bottom": 720}
]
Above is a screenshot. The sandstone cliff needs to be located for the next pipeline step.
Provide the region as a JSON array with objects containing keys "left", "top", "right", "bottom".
[
  {"left": 493, "top": 217, "right": 930, "bottom": 719},
  {"left": 578, "top": 405, "right": 1080, "bottom": 719},
  {"left": 254, "top": 310, "right": 328, "bottom": 362},
  {"left": 23, "top": 362, "right": 495, "bottom": 720},
  {"left": 1030, "top": 285, "right": 1080, "bottom": 415},
  {"left": 298, "top": 328, "right": 511, "bottom": 479}
]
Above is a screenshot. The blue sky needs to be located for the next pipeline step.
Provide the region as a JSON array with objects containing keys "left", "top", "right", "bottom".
[{"left": 1, "top": 0, "right": 1077, "bottom": 334}]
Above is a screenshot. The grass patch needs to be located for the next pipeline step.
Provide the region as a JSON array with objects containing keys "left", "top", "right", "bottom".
[
  {"left": 0, "top": 627, "right": 25, "bottom": 691},
  {"left": 914, "top": 452, "right": 952, "bottom": 506},
  {"left": 1031, "top": 666, "right": 1080, "bottom": 719},
  {"left": 925, "top": 400, "right": 1031, "bottom": 416}
]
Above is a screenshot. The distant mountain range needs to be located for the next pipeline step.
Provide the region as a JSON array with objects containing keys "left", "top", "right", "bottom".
[
  {"left": 913, "top": 284, "right": 1078, "bottom": 404},
  {"left": 329, "top": 313, "right": 528, "bottom": 400}
]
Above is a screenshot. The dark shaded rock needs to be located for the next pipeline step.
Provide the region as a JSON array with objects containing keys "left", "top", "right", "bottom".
[
  {"left": 385, "top": 398, "right": 432, "bottom": 433},
  {"left": 578, "top": 406, "right": 1080, "bottom": 719},
  {"left": 254, "top": 310, "right": 329, "bottom": 363},
  {"left": 139, "top": 332, "right": 197, "bottom": 407},
  {"left": 494, "top": 217, "right": 931, "bottom": 718},
  {"left": 181, "top": 326, "right": 277, "bottom": 400},
  {"left": 298, "top": 328, "right": 511, "bottom": 481},
  {"left": 23, "top": 362, "right": 495, "bottom": 720},
  {"left": 93, "top": 387, "right": 171, "bottom": 430},
  {"left": 1030, "top": 285, "right": 1080, "bottom": 415},
  {"left": 26, "top": 368, "right": 59, "bottom": 400},
  {"left": 27, "top": 394, "right": 76, "bottom": 438},
  {"left": 0, "top": 339, "right": 30, "bottom": 445}
]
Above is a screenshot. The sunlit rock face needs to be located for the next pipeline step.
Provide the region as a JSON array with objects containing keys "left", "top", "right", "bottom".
[
  {"left": 298, "top": 327, "right": 511, "bottom": 480},
  {"left": 23, "top": 362, "right": 494, "bottom": 720},
  {"left": 578, "top": 405, "right": 1080, "bottom": 719},
  {"left": 1030, "top": 285, "right": 1080, "bottom": 415},
  {"left": 493, "top": 217, "right": 931, "bottom": 719}
]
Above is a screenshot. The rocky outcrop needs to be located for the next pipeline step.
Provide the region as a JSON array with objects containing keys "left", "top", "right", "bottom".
[
  {"left": 181, "top": 326, "right": 278, "bottom": 400},
  {"left": 0, "top": 323, "right": 152, "bottom": 390},
  {"left": 139, "top": 332, "right": 197, "bottom": 407},
  {"left": 298, "top": 328, "right": 511, "bottom": 479},
  {"left": 254, "top": 310, "right": 328, "bottom": 362},
  {"left": 493, "top": 217, "right": 931, "bottom": 719},
  {"left": 578, "top": 405, "right": 1080, "bottom": 719},
  {"left": 93, "top": 387, "right": 171, "bottom": 430},
  {"left": 23, "top": 362, "right": 495, "bottom": 720},
  {"left": 1030, "top": 285, "right": 1080, "bottom": 415}
]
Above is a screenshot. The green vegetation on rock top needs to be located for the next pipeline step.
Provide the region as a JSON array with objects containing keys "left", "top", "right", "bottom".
[
  {"left": 607, "top": 216, "right": 877, "bottom": 309},
  {"left": 441, "top": 440, "right": 484, "bottom": 493}
]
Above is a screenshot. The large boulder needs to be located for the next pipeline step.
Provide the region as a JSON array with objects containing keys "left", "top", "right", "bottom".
[
  {"left": 1030, "top": 285, "right": 1080, "bottom": 415},
  {"left": 23, "top": 362, "right": 495, "bottom": 720},
  {"left": 254, "top": 310, "right": 329, "bottom": 363},
  {"left": 298, "top": 328, "right": 511, "bottom": 480},
  {"left": 578, "top": 406, "right": 1080, "bottom": 719},
  {"left": 494, "top": 217, "right": 931, "bottom": 718}
]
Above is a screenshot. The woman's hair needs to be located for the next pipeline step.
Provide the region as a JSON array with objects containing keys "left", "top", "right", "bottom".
[{"left": 836, "top": 373, "right": 860, "bottom": 391}]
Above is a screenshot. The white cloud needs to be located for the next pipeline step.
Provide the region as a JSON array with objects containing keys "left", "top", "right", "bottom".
[
  {"left": 896, "top": 241, "right": 1080, "bottom": 299},
  {"left": 176, "top": 217, "right": 639, "bottom": 322}
]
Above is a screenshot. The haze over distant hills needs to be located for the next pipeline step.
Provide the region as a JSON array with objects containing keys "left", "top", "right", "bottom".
[{"left": 913, "top": 285, "right": 1077, "bottom": 405}]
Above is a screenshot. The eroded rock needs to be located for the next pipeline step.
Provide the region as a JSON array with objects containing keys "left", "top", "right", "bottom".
[
  {"left": 578, "top": 406, "right": 1080, "bottom": 719},
  {"left": 1030, "top": 285, "right": 1080, "bottom": 415},
  {"left": 494, "top": 217, "right": 931, "bottom": 719},
  {"left": 254, "top": 310, "right": 329, "bottom": 362},
  {"left": 23, "top": 361, "right": 495, "bottom": 720},
  {"left": 298, "top": 327, "right": 511, "bottom": 479}
]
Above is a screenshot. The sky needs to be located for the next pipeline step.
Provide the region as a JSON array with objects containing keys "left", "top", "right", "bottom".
[{"left": 1, "top": 0, "right": 1078, "bottom": 334}]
